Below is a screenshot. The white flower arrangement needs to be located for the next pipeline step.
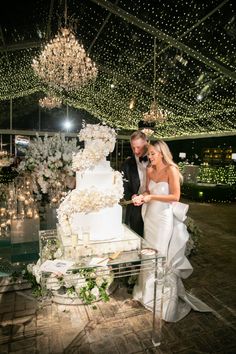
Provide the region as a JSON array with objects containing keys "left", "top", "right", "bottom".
[
  {"left": 25, "top": 260, "right": 114, "bottom": 304},
  {"left": 72, "top": 123, "right": 116, "bottom": 171},
  {"left": 185, "top": 216, "right": 202, "bottom": 256},
  {"left": 79, "top": 123, "right": 116, "bottom": 147},
  {"left": 17, "top": 133, "right": 79, "bottom": 197},
  {"left": 57, "top": 171, "right": 124, "bottom": 225},
  {"left": 72, "top": 140, "right": 107, "bottom": 171}
]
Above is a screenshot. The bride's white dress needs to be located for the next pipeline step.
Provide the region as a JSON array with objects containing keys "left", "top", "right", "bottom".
[{"left": 133, "top": 181, "right": 212, "bottom": 322}]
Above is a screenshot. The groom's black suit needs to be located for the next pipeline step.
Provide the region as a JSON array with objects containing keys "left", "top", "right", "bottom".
[{"left": 120, "top": 155, "right": 144, "bottom": 237}]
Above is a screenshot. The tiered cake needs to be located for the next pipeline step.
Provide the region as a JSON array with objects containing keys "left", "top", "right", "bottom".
[{"left": 57, "top": 124, "right": 141, "bottom": 257}]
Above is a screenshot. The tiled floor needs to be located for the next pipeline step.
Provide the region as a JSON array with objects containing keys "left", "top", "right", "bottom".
[{"left": 0, "top": 200, "right": 235, "bottom": 353}]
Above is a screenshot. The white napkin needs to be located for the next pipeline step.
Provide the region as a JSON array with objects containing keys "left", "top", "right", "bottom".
[{"left": 39, "top": 259, "right": 74, "bottom": 274}]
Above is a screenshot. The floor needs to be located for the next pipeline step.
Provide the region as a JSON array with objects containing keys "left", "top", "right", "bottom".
[{"left": 0, "top": 200, "right": 235, "bottom": 354}]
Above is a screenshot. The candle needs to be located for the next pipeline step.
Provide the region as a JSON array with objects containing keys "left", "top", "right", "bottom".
[
  {"left": 83, "top": 232, "right": 90, "bottom": 245},
  {"left": 77, "top": 226, "right": 83, "bottom": 240},
  {"left": 18, "top": 195, "right": 25, "bottom": 201},
  {"left": 0, "top": 208, "right": 6, "bottom": 214},
  {"left": 71, "top": 234, "right": 78, "bottom": 247},
  {"left": 26, "top": 210, "right": 33, "bottom": 218}
]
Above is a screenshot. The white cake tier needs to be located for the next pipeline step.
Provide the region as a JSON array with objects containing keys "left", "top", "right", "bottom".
[
  {"left": 70, "top": 204, "right": 123, "bottom": 241},
  {"left": 57, "top": 223, "right": 141, "bottom": 259},
  {"left": 76, "top": 159, "right": 114, "bottom": 190}
]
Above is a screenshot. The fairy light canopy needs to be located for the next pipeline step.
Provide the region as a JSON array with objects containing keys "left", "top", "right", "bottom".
[{"left": 0, "top": 0, "right": 235, "bottom": 139}]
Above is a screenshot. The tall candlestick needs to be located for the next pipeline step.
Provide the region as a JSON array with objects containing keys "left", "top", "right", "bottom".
[{"left": 71, "top": 234, "right": 78, "bottom": 247}]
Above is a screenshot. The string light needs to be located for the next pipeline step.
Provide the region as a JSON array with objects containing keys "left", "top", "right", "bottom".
[{"left": 0, "top": 0, "right": 235, "bottom": 139}]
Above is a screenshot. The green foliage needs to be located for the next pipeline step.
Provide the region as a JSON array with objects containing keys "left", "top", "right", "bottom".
[
  {"left": 77, "top": 268, "right": 111, "bottom": 305},
  {"left": 11, "top": 268, "right": 50, "bottom": 298},
  {"left": 66, "top": 286, "right": 76, "bottom": 296}
]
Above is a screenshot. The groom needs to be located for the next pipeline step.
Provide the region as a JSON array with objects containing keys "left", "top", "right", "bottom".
[{"left": 120, "top": 130, "right": 148, "bottom": 237}]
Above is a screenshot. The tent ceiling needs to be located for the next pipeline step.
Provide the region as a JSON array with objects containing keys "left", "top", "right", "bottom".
[{"left": 0, "top": 0, "right": 235, "bottom": 139}]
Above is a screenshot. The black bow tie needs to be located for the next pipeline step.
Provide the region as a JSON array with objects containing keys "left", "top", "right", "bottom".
[{"left": 139, "top": 155, "right": 148, "bottom": 163}]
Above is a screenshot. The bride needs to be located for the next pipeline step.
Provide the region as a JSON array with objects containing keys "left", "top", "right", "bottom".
[{"left": 132, "top": 140, "right": 212, "bottom": 322}]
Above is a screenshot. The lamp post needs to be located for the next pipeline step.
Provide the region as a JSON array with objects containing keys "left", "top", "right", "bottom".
[{"left": 64, "top": 105, "right": 72, "bottom": 133}]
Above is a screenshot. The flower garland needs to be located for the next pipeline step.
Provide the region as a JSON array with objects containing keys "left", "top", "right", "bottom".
[{"left": 57, "top": 171, "right": 124, "bottom": 227}]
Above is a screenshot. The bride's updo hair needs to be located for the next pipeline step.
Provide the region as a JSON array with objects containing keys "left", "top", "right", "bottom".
[{"left": 152, "top": 140, "right": 183, "bottom": 184}]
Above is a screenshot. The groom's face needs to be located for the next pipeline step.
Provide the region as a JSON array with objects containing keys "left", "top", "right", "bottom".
[{"left": 131, "top": 138, "right": 147, "bottom": 158}]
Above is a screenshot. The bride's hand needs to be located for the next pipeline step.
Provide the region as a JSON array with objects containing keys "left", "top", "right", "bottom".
[{"left": 143, "top": 194, "right": 152, "bottom": 203}]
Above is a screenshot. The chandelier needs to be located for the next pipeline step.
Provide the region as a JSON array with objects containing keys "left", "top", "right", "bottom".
[
  {"left": 143, "top": 99, "right": 167, "bottom": 123},
  {"left": 32, "top": 26, "right": 98, "bottom": 91},
  {"left": 39, "top": 96, "right": 62, "bottom": 110},
  {"left": 143, "top": 38, "right": 167, "bottom": 124},
  {"left": 141, "top": 128, "right": 154, "bottom": 138}
]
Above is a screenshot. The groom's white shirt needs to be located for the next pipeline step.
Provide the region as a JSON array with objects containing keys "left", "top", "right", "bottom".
[{"left": 135, "top": 155, "right": 148, "bottom": 194}]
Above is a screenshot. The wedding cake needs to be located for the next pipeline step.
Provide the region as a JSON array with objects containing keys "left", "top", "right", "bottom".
[{"left": 57, "top": 124, "right": 141, "bottom": 257}]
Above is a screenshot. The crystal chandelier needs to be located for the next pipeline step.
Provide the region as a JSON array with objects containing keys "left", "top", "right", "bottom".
[
  {"left": 143, "top": 38, "right": 167, "bottom": 124},
  {"left": 32, "top": 5, "right": 98, "bottom": 92},
  {"left": 143, "top": 99, "right": 167, "bottom": 123},
  {"left": 39, "top": 96, "right": 62, "bottom": 109},
  {"left": 141, "top": 128, "right": 154, "bottom": 138}
]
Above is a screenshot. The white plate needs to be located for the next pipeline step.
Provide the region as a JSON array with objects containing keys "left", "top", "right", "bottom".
[{"left": 141, "top": 248, "right": 156, "bottom": 256}]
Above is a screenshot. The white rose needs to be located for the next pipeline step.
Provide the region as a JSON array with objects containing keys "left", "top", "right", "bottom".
[
  {"left": 64, "top": 274, "right": 79, "bottom": 288},
  {"left": 27, "top": 263, "right": 34, "bottom": 273},
  {"left": 95, "top": 276, "right": 104, "bottom": 287},
  {"left": 91, "top": 287, "right": 99, "bottom": 298}
]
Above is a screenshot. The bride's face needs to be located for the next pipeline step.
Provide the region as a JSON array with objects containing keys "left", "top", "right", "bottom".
[{"left": 148, "top": 145, "right": 161, "bottom": 166}]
